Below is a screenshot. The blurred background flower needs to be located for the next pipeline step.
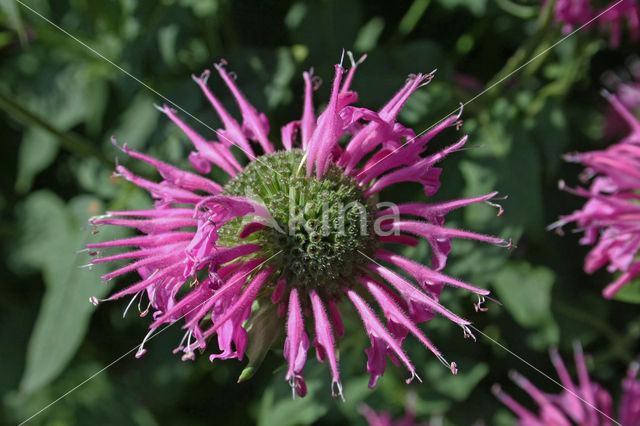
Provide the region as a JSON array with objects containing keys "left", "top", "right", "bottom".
[
  {"left": 549, "top": 0, "right": 640, "bottom": 47},
  {"left": 602, "top": 57, "right": 640, "bottom": 139},
  {"left": 550, "top": 85, "right": 640, "bottom": 299},
  {"left": 1, "top": 0, "right": 639, "bottom": 425},
  {"left": 360, "top": 393, "right": 430, "bottom": 426},
  {"left": 493, "top": 343, "right": 640, "bottom": 425}
]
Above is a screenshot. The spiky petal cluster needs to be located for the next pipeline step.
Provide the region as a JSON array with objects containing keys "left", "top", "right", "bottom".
[
  {"left": 87, "top": 54, "right": 509, "bottom": 398},
  {"left": 359, "top": 400, "right": 428, "bottom": 426},
  {"left": 550, "top": 90, "right": 640, "bottom": 298},
  {"left": 603, "top": 58, "right": 640, "bottom": 140},
  {"left": 494, "top": 343, "right": 640, "bottom": 426},
  {"left": 547, "top": 0, "right": 640, "bottom": 47}
]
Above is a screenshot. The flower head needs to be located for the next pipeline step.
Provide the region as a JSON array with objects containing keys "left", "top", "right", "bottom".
[
  {"left": 359, "top": 395, "right": 429, "bottom": 426},
  {"left": 603, "top": 58, "right": 640, "bottom": 140},
  {"left": 87, "top": 53, "right": 508, "bottom": 398},
  {"left": 550, "top": 88, "right": 640, "bottom": 298},
  {"left": 494, "top": 343, "right": 640, "bottom": 426},
  {"left": 547, "top": 0, "right": 640, "bottom": 47}
]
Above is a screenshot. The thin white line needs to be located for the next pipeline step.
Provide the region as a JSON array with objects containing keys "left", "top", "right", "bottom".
[
  {"left": 18, "top": 251, "right": 282, "bottom": 425},
  {"left": 357, "top": 250, "right": 620, "bottom": 426},
  {"left": 356, "top": 0, "right": 625, "bottom": 179},
  {"left": 470, "top": 325, "right": 622, "bottom": 426},
  {"left": 18, "top": 348, "right": 138, "bottom": 426},
  {"left": 14, "top": 0, "right": 285, "bottom": 177}
]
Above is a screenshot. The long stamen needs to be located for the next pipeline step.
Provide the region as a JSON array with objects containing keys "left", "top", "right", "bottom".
[
  {"left": 123, "top": 292, "right": 141, "bottom": 318},
  {"left": 135, "top": 328, "right": 155, "bottom": 359}
]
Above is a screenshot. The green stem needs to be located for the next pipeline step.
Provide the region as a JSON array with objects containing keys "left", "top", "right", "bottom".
[
  {"left": 554, "top": 301, "right": 633, "bottom": 363},
  {"left": 494, "top": 0, "right": 538, "bottom": 19},
  {"left": 0, "top": 88, "right": 111, "bottom": 165},
  {"left": 397, "top": 0, "right": 431, "bottom": 37},
  {"left": 525, "top": 39, "right": 602, "bottom": 116},
  {"left": 484, "top": 0, "right": 555, "bottom": 95}
]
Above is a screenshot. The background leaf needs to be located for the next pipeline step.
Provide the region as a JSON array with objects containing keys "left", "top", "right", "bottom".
[
  {"left": 257, "top": 380, "right": 328, "bottom": 426},
  {"left": 493, "top": 262, "right": 558, "bottom": 344},
  {"left": 613, "top": 279, "right": 640, "bottom": 304},
  {"left": 13, "top": 191, "right": 123, "bottom": 394},
  {"left": 15, "top": 128, "right": 59, "bottom": 194}
]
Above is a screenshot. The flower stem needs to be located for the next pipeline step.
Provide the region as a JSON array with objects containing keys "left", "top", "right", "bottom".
[
  {"left": 555, "top": 300, "right": 634, "bottom": 363},
  {"left": 397, "top": 0, "right": 431, "bottom": 37},
  {"left": 485, "top": 0, "right": 555, "bottom": 94}
]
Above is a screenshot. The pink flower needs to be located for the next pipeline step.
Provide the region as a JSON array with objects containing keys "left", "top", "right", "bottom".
[
  {"left": 86, "top": 53, "right": 508, "bottom": 398},
  {"left": 494, "top": 343, "right": 640, "bottom": 426},
  {"left": 359, "top": 397, "right": 429, "bottom": 426},
  {"left": 603, "top": 59, "right": 640, "bottom": 140},
  {"left": 550, "top": 89, "right": 640, "bottom": 299},
  {"left": 546, "top": 0, "right": 640, "bottom": 47},
  {"left": 552, "top": 0, "right": 596, "bottom": 33}
]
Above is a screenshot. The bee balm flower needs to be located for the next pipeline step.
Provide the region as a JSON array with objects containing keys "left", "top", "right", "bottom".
[
  {"left": 494, "top": 343, "right": 640, "bottom": 426},
  {"left": 360, "top": 406, "right": 427, "bottom": 426},
  {"left": 359, "top": 393, "right": 429, "bottom": 426},
  {"left": 547, "top": 0, "right": 640, "bottom": 47},
  {"left": 602, "top": 58, "right": 640, "bottom": 140},
  {"left": 550, "top": 89, "right": 640, "bottom": 298},
  {"left": 87, "top": 53, "right": 509, "bottom": 398}
]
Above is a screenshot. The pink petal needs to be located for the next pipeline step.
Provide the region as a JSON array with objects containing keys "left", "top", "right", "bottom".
[
  {"left": 214, "top": 62, "right": 274, "bottom": 154},
  {"left": 284, "top": 287, "right": 309, "bottom": 397},
  {"left": 346, "top": 288, "right": 420, "bottom": 389},
  {"left": 309, "top": 290, "right": 343, "bottom": 399},
  {"left": 192, "top": 69, "right": 256, "bottom": 159}
]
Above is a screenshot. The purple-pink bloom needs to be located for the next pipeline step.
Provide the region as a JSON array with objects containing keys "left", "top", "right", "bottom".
[
  {"left": 494, "top": 343, "right": 640, "bottom": 426},
  {"left": 546, "top": 0, "right": 640, "bottom": 47},
  {"left": 86, "top": 53, "right": 508, "bottom": 398},
  {"left": 550, "top": 89, "right": 640, "bottom": 299},
  {"left": 552, "top": 0, "right": 596, "bottom": 33},
  {"left": 603, "top": 59, "right": 640, "bottom": 140},
  {"left": 359, "top": 400, "right": 429, "bottom": 426}
]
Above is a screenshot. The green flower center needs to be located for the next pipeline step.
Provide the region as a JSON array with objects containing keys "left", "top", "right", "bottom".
[{"left": 218, "top": 149, "right": 379, "bottom": 296}]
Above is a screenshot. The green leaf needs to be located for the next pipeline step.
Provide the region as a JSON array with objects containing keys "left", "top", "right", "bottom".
[
  {"left": 158, "top": 25, "right": 179, "bottom": 68},
  {"left": 109, "top": 93, "right": 159, "bottom": 151},
  {"left": 46, "top": 65, "right": 99, "bottom": 130},
  {"left": 265, "top": 48, "right": 295, "bottom": 109},
  {"left": 459, "top": 160, "right": 498, "bottom": 227},
  {"left": 257, "top": 380, "right": 327, "bottom": 426},
  {"left": 398, "top": 0, "right": 431, "bottom": 36},
  {"left": 462, "top": 110, "right": 544, "bottom": 241},
  {"left": 492, "top": 262, "right": 557, "bottom": 331},
  {"left": 530, "top": 102, "right": 569, "bottom": 179},
  {"left": 287, "top": 0, "right": 362, "bottom": 64},
  {"left": 354, "top": 17, "right": 385, "bottom": 52},
  {"left": 15, "top": 191, "right": 123, "bottom": 394},
  {"left": 423, "top": 362, "right": 489, "bottom": 401},
  {"left": 238, "top": 303, "right": 283, "bottom": 382},
  {"left": 15, "top": 127, "right": 59, "bottom": 194},
  {"left": 0, "top": 0, "right": 26, "bottom": 42},
  {"left": 612, "top": 279, "right": 640, "bottom": 304},
  {"left": 435, "top": 0, "right": 488, "bottom": 15},
  {"left": 284, "top": 2, "right": 307, "bottom": 30}
]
